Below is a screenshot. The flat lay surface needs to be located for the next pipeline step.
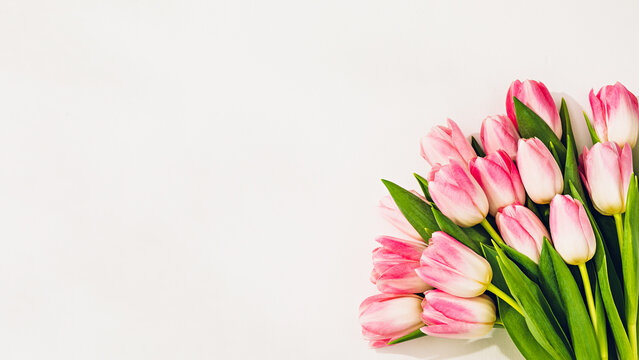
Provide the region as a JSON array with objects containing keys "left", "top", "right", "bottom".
[{"left": 1, "top": 0, "right": 639, "bottom": 359}]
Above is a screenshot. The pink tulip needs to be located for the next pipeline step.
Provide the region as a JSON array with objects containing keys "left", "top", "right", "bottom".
[
  {"left": 427, "top": 161, "right": 489, "bottom": 227},
  {"left": 480, "top": 115, "right": 520, "bottom": 159},
  {"left": 420, "top": 119, "right": 476, "bottom": 167},
  {"left": 506, "top": 79, "right": 562, "bottom": 138},
  {"left": 469, "top": 150, "right": 525, "bottom": 215},
  {"left": 579, "top": 141, "right": 633, "bottom": 215},
  {"left": 420, "top": 290, "right": 496, "bottom": 339},
  {"left": 415, "top": 232, "right": 492, "bottom": 298},
  {"left": 495, "top": 205, "right": 550, "bottom": 263},
  {"left": 516, "top": 138, "right": 564, "bottom": 204},
  {"left": 359, "top": 293, "right": 424, "bottom": 348},
  {"left": 370, "top": 236, "right": 431, "bottom": 294},
  {"left": 549, "top": 195, "right": 596, "bottom": 265},
  {"left": 589, "top": 82, "right": 639, "bottom": 147},
  {"left": 378, "top": 192, "right": 426, "bottom": 241}
]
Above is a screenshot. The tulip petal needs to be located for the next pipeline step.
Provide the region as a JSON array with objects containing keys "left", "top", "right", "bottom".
[{"left": 421, "top": 322, "right": 493, "bottom": 339}]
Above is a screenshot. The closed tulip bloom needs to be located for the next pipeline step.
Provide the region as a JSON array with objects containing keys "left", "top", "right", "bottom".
[
  {"left": 469, "top": 150, "right": 525, "bottom": 215},
  {"left": 495, "top": 205, "right": 550, "bottom": 263},
  {"left": 517, "top": 138, "right": 563, "bottom": 204},
  {"left": 589, "top": 82, "right": 639, "bottom": 147},
  {"left": 480, "top": 115, "right": 520, "bottom": 159},
  {"left": 506, "top": 79, "right": 562, "bottom": 138},
  {"left": 359, "top": 293, "right": 424, "bottom": 348},
  {"left": 549, "top": 195, "right": 596, "bottom": 265},
  {"left": 427, "top": 161, "right": 489, "bottom": 227},
  {"left": 420, "top": 119, "right": 476, "bottom": 167},
  {"left": 420, "top": 290, "right": 496, "bottom": 339},
  {"left": 378, "top": 192, "right": 426, "bottom": 241},
  {"left": 415, "top": 231, "right": 492, "bottom": 298},
  {"left": 579, "top": 142, "right": 633, "bottom": 215},
  {"left": 370, "top": 236, "right": 431, "bottom": 294}
]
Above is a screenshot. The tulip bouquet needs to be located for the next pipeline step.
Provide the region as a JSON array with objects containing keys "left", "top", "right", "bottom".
[{"left": 359, "top": 80, "right": 639, "bottom": 360}]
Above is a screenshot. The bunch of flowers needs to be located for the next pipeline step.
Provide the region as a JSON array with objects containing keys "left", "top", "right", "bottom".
[{"left": 359, "top": 80, "right": 639, "bottom": 360}]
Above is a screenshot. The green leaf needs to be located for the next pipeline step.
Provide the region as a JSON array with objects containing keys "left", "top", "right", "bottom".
[
  {"left": 498, "top": 298, "right": 553, "bottom": 360},
  {"left": 569, "top": 181, "right": 632, "bottom": 359},
  {"left": 465, "top": 225, "right": 491, "bottom": 246},
  {"left": 471, "top": 136, "right": 486, "bottom": 157},
  {"left": 484, "top": 244, "right": 559, "bottom": 359},
  {"left": 482, "top": 244, "right": 508, "bottom": 294},
  {"left": 514, "top": 97, "right": 567, "bottom": 165},
  {"left": 623, "top": 175, "right": 639, "bottom": 335},
  {"left": 431, "top": 207, "right": 482, "bottom": 254},
  {"left": 501, "top": 244, "right": 540, "bottom": 282},
  {"left": 387, "top": 328, "right": 426, "bottom": 345},
  {"left": 538, "top": 240, "right": 569, "bottom": 334},
  {"left": 559, "top": 99, "right": 578, "bottom": 157},
  {"left": 549, "top": 142, "right": 563, "bottom": 171},
  {"left": 413, "top": 173, "right": 433, "bottom": 203},
  {"left": 546, "top": 239, "right": 600, "bottom": 360},
  {"left": 583, "top": 112, "right": 601, "bottom": 144},
  {"left": 494, "top": 243, "right": 573, "bottom": 360},
  {"left": 382, "top": 179, "right": 438, "bottom": 240},
  {"left": 560, "top": 100, "right": 585, "bottom": 199}
]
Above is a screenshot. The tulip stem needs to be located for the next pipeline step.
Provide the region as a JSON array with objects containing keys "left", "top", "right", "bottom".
[
  {"left": 578, "top": 263, "right": 598, "bottom": 336},
  {"left": 629, "top": 319, "right": 638, "bottom": 360},
  {"left": 487, "top": 283, "right": 523, "bottom": 316},
  {"left": 480, "top": 219, "right": 504, "bottom": 245},
  {"left": 614, "top": 213, "right": 624, "bottom": 254}
]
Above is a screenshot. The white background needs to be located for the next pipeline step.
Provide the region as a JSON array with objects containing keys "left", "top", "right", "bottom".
[{"left": 0, "top": 0, "right": 638, "bottom": 359}]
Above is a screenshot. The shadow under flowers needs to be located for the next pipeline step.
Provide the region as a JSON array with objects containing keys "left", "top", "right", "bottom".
[{"left": 376, "top": 329, "right": 523, "bottom": 360}]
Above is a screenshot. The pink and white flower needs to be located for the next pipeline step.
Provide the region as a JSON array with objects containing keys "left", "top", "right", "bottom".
[
  {"left": 589, "top": 82, "right": 639, "bottom": 147},
  {"left": 469, "top": 150, "right": 525, "bottom": 215},
  {"left": 506, "top": 79, "right": 562, "bottom": 138},
  {"left": 549, "top": 195, "right": 596, "bottom": 265},
  {"left": 378, "top": 192, "right": 426, "bottom": 240},
  {"left": 427, "top": 161, "right": 489, "bottom": 227},
  {"left": 420, "top": 290, "right": 496, "bottom": 339},
  {"left": 579, "top": 141, "right": 633, "bottom": 215},
  {"left": 359, "top": 293, "right": 424, "bottom": 348},
  {"left": 420, "top": 119, "right": 476, "bottom": 167},
  {"left": 480, "top": 115, "right": 520, "bottom": 159},
  {"left": 371, "top": 236, "right": 431, "bottom": 294},
  {"left": 495, "top": 205, "right": 550, "bottom": 263},
  {"left": 415, "top": 232, "right": 492, "bottom": 298},
  {"left": 516, "top": 138, "right": 564, "bottom": 204}
]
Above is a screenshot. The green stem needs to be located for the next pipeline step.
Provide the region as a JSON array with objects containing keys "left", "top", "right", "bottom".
[
  {"left": 629, "top": 320, "right": 637, "bottom": 360},
  {"left": 480, "top": 219, "right": 504, "bottom": 245},
  {"left": 578, "top": 263, "right": 598, "bottom": 336},
  {"left": 487, "top": 283, "right": 523, "bottom": 316},
  {"left": 614, "top": 213, "right": 624, "bottom": 254}
]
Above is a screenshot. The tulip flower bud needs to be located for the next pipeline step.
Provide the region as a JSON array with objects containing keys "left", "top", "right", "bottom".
[
  {"left": 378, "top": 192, "right": 426, "bottom": 241},
  {"left": 469, "top": 150, "right": 525, "bottom": 216},
  {"left": 506, "top": 79, "right": 562, "bottom": 138},
  {"left": 359, "top": 293, "right": 424, "bottom": 348},
  {"left": 415, "top": 232, "right": 492, "bottom": 298},
  {"left": 589, "top": 82, "right": 639, "bottom": 148},
  {"left": 549, "top": 195, "right": 596, "bottom": 265},
  {"left": 427, "top": 161, "right": 489, "bottom": 227},
  {"left": 420, "top": 119, "right": 477, "bottom": 167},
  {"left": 480, "top": 115, "right": 520, "bottom": 159},
  {"left": 370, "top": 236, "right": 431, "bottom": 294},
  {"left": 579, "top": 142, "right": 633, "bottom": 215},
  {"left": 516, "top": 138, "right": 564, "bottom": 204},
  {"left": 420, "top": 290, "right": 496, "bottom": 339},
  {"left": 495, "top": 205, "right": 550, "bottom": 263}
]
